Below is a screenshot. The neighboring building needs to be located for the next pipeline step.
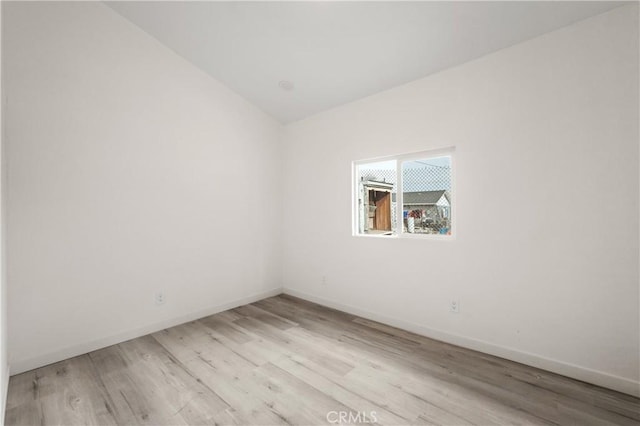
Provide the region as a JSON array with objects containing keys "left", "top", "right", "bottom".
[{"left": 402, "top": 190, "right": 450, "bottom": 220}]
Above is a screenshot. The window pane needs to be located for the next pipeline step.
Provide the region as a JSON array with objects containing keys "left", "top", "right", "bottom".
[
  {"left": 402, "top": 156, "right": 452, "bottom": 235},
  {"left": 355, "top": 160, "right": 397, "bottom": 235}
]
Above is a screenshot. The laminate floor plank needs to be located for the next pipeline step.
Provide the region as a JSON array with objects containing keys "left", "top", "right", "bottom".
[
  {"left": 271, "top": 354, "right": 409, "bottom": 426},
  {"left": 232, "top": 316, "right": 355, "bottom": 377},
  {"left": 199, "top": 315, "right": 255, "bottom": 345},
  {"left": 240, "top": 362, "right": 353, "bottom": 425},
  {"left": 6, "top": 355, "right": 118, "bottom": 426},
  {"left": 231, "top": 304, "right": 299, "bottom": 330},
  {"left": 201, "top": 320, "right": 287, "bottom": 367},
  {"left": 6, "top": 295, "right": 639, "bottom": 425},
  {"left": 107, "top": 335, "right": 231, "bottom": 425}
]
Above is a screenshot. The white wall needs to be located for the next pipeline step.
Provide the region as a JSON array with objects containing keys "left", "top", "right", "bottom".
[
  {"left": 4, "top": 1, "right": 282, "bottom": 374},
  {"left": 282, "top": 5, "right": 639, "bottom": 396},
  {"left": 0, "top": 0, "right": 7, "bottom": 421}
]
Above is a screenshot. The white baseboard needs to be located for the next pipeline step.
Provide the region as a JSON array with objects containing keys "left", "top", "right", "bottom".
[
  {"left": 282, "top": 287, "right": 640, "bottom": 398},
  {"left": 10, "top": 287, "right": 283, "bottom": 376}
]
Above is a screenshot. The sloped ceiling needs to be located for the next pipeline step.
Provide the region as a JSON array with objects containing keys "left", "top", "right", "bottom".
[{"left": 106, "top": 1, "right": 626, "bottom": 123}]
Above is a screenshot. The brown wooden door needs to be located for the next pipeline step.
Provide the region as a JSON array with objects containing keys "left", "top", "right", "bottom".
[{"left": 374, "top": 192, "right": 391, "bottom": 231}]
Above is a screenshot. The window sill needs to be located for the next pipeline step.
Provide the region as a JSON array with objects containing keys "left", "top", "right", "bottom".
[{"left": 353, "top": 232, "right": 455, "bottom": 241}]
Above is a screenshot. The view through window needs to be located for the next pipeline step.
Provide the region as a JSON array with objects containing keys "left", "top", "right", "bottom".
[{"left": 354, "top": 151, "right": 453, "bottom": 237}]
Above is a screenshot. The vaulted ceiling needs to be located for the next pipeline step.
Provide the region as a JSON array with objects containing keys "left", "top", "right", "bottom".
[{"left": 106, "top": 1, "right": 626, "bottom": 123}]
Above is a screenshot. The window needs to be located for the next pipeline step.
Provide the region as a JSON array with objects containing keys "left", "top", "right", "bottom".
[{"left": 353, "top": 149, "right": 454, "bottom": 238}]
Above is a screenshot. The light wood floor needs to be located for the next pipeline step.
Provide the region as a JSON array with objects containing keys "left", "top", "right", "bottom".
[{"left": 5, "top": 294, "right": 640, "bottom": 425}]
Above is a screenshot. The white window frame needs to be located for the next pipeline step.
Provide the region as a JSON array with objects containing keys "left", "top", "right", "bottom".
[{"left": 352, "top": 147, "right": 456, "bottom": 240}]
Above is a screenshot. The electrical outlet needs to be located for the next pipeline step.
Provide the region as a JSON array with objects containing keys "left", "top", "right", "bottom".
[
  {"left": 155, "top": 292, "right": 166, "bottom": 305},
  {"left": 321, "top": 275, "right": 327, "bottom": 285},
  {"left": 450, "top": 299, "right": 460, "bottom": 313}
]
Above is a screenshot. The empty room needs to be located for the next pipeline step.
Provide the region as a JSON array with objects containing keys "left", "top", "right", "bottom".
[{"left": 0, "top": 1, "right": 638, "bottom": 425}]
